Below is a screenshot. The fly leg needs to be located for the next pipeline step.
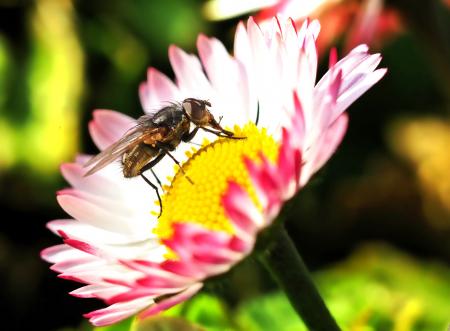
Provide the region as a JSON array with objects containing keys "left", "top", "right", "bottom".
[
  {"left": 200, "top": 126, "right": 246, "bottom": 139},
  {"left": 186, "top": 141, "right": 202, "bottom": 147},
  {"left": 151, "top": 169, "right": 163, "bottom": 189},
  {"left": 164, "top": 150, "right": 194, "bottom": 185},
  {"left": 181, "top": 126, "right": 202, "bottom": 146},
  {"left": 139, "top": 153, "right": 166, "bottom": 218},
  {"left": 140, "top": 174, "right": 163, "bottom": 218},
  {"left": 181, "top": 126, "right": 199, "bottom": 142},
  {"left": 156, "top": 142, "right": 194, "bottom": 185},
  {"left": 140, "top": 145, "right": 164, "bottom": 189}
]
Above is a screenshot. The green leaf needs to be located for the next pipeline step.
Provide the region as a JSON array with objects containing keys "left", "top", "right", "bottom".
[
  {"left": 314, "top": 243, "right": 450, "bottom": 331},
  {"left": 164, "top": 294, "right": 234, "bottom": 331},
  {"left": 135, "top": 316, "right": 205, "bottom": 331},
  {"left": 235, "top": 292, "right": 306, "bottom": 331},
  {"left": 235, "top": 243, "right": 450, "bottom": 331},
  {"left": 94, "top": 318, "right": 134, "bottom": 331}
]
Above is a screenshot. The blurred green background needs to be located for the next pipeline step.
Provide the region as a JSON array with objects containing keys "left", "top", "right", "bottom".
[{"left": 0, "top": 0, "right": 448, "bottom": 330}]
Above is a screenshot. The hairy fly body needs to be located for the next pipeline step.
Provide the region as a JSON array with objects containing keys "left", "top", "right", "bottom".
[{"left": 84, "top": 98, "right": 243, "bottom": 217}]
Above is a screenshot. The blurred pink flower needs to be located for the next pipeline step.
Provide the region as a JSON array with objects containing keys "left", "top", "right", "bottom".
[
  {"left": 204, "top": 0, "right": 403, "bottom": 53},
  {"left": 42, "top": 17, "right": 386, "bottom": 326}
]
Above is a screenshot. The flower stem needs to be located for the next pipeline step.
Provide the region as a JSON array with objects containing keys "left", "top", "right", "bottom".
[{"left": 259, "top": 225, "right": 341, "bottom": 331}]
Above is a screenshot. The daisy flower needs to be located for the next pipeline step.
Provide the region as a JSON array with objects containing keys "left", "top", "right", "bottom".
[{"left": 42, "top": 16, "right": 386, "bottom": 327}]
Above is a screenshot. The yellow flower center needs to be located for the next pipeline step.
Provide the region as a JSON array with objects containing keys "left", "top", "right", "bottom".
[{"left": 153, "top": 122, "right": 279, "bottom": 239}]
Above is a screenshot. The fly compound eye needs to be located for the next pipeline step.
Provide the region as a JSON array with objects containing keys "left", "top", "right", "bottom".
[{"left": 183, "top": 98, "right": 208, "bottom": 123}]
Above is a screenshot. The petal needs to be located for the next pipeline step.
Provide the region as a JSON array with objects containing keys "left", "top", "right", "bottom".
[
  {"left": 301, "top": 114, "right": 349, "bottom": 185},
  {"left": 168, "top": 45, "right": 212, "bottom": 98},
  {"left": 41, "top": 244, "right": 89, "bottom": 264},
  {"left": 60, "top": 162, "right": 121, "bottom": 198},
  {"left": 56, "top": 193, "right": 144, "bottom": 235},
  {"left": 85, "top": 297, "right": 154, "bottom": 326},
  {"left": 142, "top": 68, "right": 181, "bottom": 112},
  {"left": 222, "top": 181, "right": 262, "bottom": 240},
  {"left": 138, "top": 283, "right": 203, "bottom": 319},
  {"left": 88, "top": 110, "right": 135, "bottom": 151},
  {"left": 70, "top": 284, "right": 127, "bottom": 300},
  {"left": 334, "top": 68, "right": 387, "bottom": 116},
  {"left": 197, "top": 34, "right": 252, "bottom": 126}
]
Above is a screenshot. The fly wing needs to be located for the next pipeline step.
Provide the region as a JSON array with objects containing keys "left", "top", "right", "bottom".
[{"left": 83, "top": 124, "right": 158, "bottom": 177}]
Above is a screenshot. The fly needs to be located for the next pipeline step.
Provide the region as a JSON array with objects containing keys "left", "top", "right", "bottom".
[{"left": 83, "top": 98, "right": 244, "bottom": 217}]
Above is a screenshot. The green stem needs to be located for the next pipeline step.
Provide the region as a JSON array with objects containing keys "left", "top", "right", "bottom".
[{"left": 259, "top": 225, "right": 341, "bottom": 331}]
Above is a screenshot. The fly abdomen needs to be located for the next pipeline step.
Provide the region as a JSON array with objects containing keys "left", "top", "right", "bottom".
[{"left": 122, "top": 144, "right": 158, "bottom": 178}]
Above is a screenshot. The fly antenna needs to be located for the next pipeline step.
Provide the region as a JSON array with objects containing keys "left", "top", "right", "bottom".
[{"left": 255, "top": 102, "right": 260, "bottom": 126}]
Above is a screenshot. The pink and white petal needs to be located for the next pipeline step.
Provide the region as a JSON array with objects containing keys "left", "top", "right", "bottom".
[
  {"left": 310, "top": 114, "right": 349, "bottom": 173},
  {"left": 70, "top": 284, "right": 128, "bottom": 300},
  {"left": 41, "top": 244, "right": 91, "bottom": 264},
  {"left": 134, "top": 272, "right": 190, "bottom": 290},
  {"left": 295, "top": 49, "right": 315, "bottom": 130},
  {"left": 334, "top": 68, "right": 387, "bottom": 116},
  {"left": 222, "top": 181, "right": 263, "bottom": 239},
  {"left": 47, "top": 219, "right": 161, "bottom": 254},
  {"left": 60, "top": 161, "right": 163, "bottom": 222},
  {"left": 299, "top": 19, "right": 319, "bottom": 85},
  {"left": 150, "top": 225, "right": 241, "bottom": 278},
  {"left": 246, "top": 19, "right": 270, "bottom": 90},
  {"left": 161, "top": 225, "right": 201, "bottom": 262},
  {"left": 228, "top": 235, "right": 253, "bottom": 254},
  {"left": 169, "top": 45, "right": 213, "bottom": 99},
  {"left": 85, "top": 296, "right": 154, "bottom": 326},
  {"left": 197, "top": 34, "right": 252, "bottom": 126},
  {"left": 234, "top": 21, "right": 252, "bottom": 72},
  {"left": 282, "top": 18, "right": 302, "bottom": 89},
  {"left": 57, "top": 224, "right": 165, "bottom": 263},
  {"left": 88, "top": 110, "right": 135, "bottom": 151},
  {"left": 192, "top": 246, "right": 242, "bottom": 266},
  {"left": 138, "top": 283, "right": 203, "bottom": 319},
  {"left": 106, "top": 285, "right": 187, "bottom": 305},
  {"left": 57, "top": 189, "right": 134, "bottom": 219},
  {"left": 165, "top": 224, "right": 243, "bottom": 265},
  {"left": 234, "top": 21, "right": 259, "bottom": 123},
  {"left": 246, "top": 18, "right": 287, "bottom": 136},
  {"left": 60, "top": 162, "right": 121, "bottom": 198},
  {"left": 160, "top": 260, "right": 206, "bottom": 279},
  {"left": 300, "top": 114, "right": 349, "bottom": 186},
  {"left": 139, "top": 82, "right": 151, "bottom": 114},
  {"left": 288, "top": 92, "right": 306, "bottom": 149},
  {"left": 143, "top": 68, "right": 181, "bottom": 112},
  {"left": 119, "top": 260, "right": 191, "bottom": 284},
  {"left": 244, "top": 157, "right": 280, "bottom": 212},
  {"left": 52, "top": 257, "right": 106, "bottom": 274},
  {"left": 338, "top": 53, "right": 383, "bottom": 92},
  {"left": 277, "top": 147, "right": 302, "bottom": 201},
  {"left": 310, "top": 70, "right": 343, "bottom": 138},
  {"left": 181, "top": 259, "right": 232, "bottom": 278},
  {"left": 316, "top": 47, "right": 377, "bottom": 93},
  {"left": 57, "top": 193, "right": 145, "bottom": 235},
  {"left": 60, "top": 263, "right": 142, "bottom": 286}
]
